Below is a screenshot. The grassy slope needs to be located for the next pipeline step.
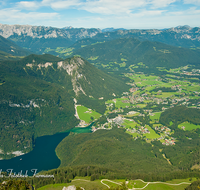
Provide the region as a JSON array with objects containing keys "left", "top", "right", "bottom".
[
  {"left": 178, "top": 122, "right": 200, "bottom": 131},
  {"left": 37, "top": 177, "right": 196, "bottom": 190},
  {"left": 77, "top": 105, "right": 101, "bottom": 123}
]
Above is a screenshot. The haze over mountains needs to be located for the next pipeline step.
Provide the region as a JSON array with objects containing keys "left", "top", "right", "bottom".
[{"left": 0, "top": 24, "right": 200, "bottom": 54}]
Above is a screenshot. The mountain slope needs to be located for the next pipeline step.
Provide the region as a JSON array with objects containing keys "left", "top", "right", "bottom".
[
  {"left": 24, "top": 55, "right": 129, "bottom": 113},
  {"left": 0, "top": 35, "right": 31, "bottom": 60},
  {"left": 0, "top": 54, "right": 128, "bottom": 158},
  {"left": 71, "top": 38, "right": 200, "bottom": 73}
]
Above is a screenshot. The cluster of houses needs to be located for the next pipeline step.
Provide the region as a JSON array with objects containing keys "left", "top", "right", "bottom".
[
  {"left": 137, "top": 126, "right": 150, "bottom": 134},
  {"left": 154, "top": 125, "right": 171, "bottom": 135},
  {"left": 126, "top": 126, "right": 150, "bottom": 134},
  {"left": 154, "top": 126, "right": 176, "bottom": 145},
  {"left": 162, "top": 137, "right": 176, "bottom": 146}
]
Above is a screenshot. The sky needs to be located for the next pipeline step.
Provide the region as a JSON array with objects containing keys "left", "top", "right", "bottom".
[{"left": 0, "top": 0, "right": 200, "bottom": 29}]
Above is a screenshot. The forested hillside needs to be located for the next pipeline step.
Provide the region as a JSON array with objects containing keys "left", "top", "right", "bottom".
[
  {"left": 71, "top": 38, "right": 200, "bottom": 74},
  {"left": 56, "top": 127, "right": 175, "bottom": 173},
  {"left": 0, "top": 54, "right": 128, "bottom": 159},
  {"left": 0, "top": 35, "right": 31, "bottom": 60}
]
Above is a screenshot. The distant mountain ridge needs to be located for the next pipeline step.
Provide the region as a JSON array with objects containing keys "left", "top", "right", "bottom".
[
  {"left": 101, "top": 27, "right": 127, "bottom": 32},
  {"left": 0, "top": 23, "right": 101, "bottom": 53},
  {"left": 91, "top": 25, "right": 200, "bottom": 48},
  {"left": 0, "top": 24, "right": 200, "bottom": 54},
  {"left": 0, "top": 23, "right": 101, "bottom": 39}
]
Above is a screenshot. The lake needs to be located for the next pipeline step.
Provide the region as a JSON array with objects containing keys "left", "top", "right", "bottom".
[{"left": 0, "top": 125, "right": 92, "bottom": 176}]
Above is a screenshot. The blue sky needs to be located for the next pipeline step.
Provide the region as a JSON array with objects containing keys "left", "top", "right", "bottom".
[{"left": 0, "top": 0, "right": 200, "bottom": 29}]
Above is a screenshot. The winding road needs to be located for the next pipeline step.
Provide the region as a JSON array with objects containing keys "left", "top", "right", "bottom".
[
  {"left": 72, "top": 178, "right": 191, "bottom": 189},
  {"left": 130, "top": 179, "right": 191, "bottom": 190}
]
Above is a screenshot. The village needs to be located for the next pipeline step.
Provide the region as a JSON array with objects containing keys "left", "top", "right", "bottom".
[{"left": 77, "top": 68, "right": 200, "bottom": 146}]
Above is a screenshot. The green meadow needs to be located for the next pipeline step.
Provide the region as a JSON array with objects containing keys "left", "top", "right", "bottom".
[
  {"left": 136, "top": 103, "right": 147, "bottom": 108},
  {"left": 143, "top": 125, "right": 160, "bottom": 140},
  {"left": 115, "top": 98, "right": 130, "bottom": 108},
  {"left": 38, "top": 177, "right": 195, "bottom": 190},
  {"left": 88, "top": 56, "right": 99, "bottom": 60},
  {"left": 150, "top": 112, "right": 162, "bottom": 122},
  {"left": 123, "top": 119, "right": 138, "bottom": 128},
  {"left": 37, "top": 180, "right": 105, "bottom": 190},
  {"left": 155, "top": 92, "right": 175, "bottom": 98},
  {"left": 77, "top": 105, "right": 101, "bottom": 123},
  {"left": 178, "top": 121, "right": 200, "bottom": 131},
  {"left": 127, "top": 178, "right": 195, "bottom": 190}
]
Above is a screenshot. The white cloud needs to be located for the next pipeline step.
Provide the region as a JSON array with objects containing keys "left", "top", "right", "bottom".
[
  {"left": 184, "top": 0, "right": 200, "bottom": 5},
  {"left": 37, "top": 0, "right": 178, "bottom": 15},
  {"left": 149, "top": 0, "right": 177, "bottom": 9},
  {"left": 80, "top": 0, "right": 147, "bottom": 14},
  {"left": 0, "top": 8, "right": 59, "bottom": 24},
  {"left": 0, "top": 0, "right": 6, "bottom": 6},
  {"left": 132, "top": 9, "right": 165, "bottom": 17},
  {"left": 50, "top": 0, "right": 81, "bottom": 9},
  {"left": 1, "top": 0, "right": 200, "bottom": 29},
  {"left": 17, "top": 1, "right": 40, "bottom": 10},
  {"left": 11, "top": 0, "right": 181, "bottom": 15}
]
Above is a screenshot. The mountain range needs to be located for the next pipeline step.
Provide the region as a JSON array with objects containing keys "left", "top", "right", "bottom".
[
  {"left": 0, "top": 24, "right": 200, "bottom": 55},
  {"left": 0, "top": 23, "right": 100, "bottom": 53}
]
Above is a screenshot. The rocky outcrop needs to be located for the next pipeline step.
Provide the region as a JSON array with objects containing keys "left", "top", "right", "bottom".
[{"left": 0, "top": 23, "right": 101, "bottom": 40}]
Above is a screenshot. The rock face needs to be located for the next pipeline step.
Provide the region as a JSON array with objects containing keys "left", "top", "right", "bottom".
[
  {"left": 62, "top": 185, "right": 76, "bottom": 190},
  {"left": 58, "top": 57, "right": 87, "bottom": 96},
  {"left": 0, "top": 23, "right": 101, "bottom": 52},
  {"left": 0, "top": 23, "right": 101, "bottom": 40}
]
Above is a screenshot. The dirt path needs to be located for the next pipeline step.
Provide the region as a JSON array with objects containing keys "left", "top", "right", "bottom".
[
  {"left": 131, "top": 179, "right": 191, "bottom": 190},
  {"left": 71, "top": 178, "right": 191, "bottom": 190},
  {"left": 101, "top": 179, "right": 122, "bottom": 188},
  {"left": 100, "top": 179, "right": 191, "bottom": 189}
]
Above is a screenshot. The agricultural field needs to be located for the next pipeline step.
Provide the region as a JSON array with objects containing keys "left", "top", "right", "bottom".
[
  {"left": 150, "top": 112, "right": 162, "bottom": 123},
  {"left": 76, "top": 105, "right": 101, "bottom": 124},
  {"left": 122, "top": 119, "right": 138, "bottom": 129},
  {"left": 44, "top": 47, "right": 74, "bottom": 57},
  {"left": 115, "top": 98, "right": 131, "bottom": 108},
  {"left": 178, "top": 121, "right": 200, "bottom": 131},
  {"left": 143, "top": 125, "right": 160, "bottom": 140},
  {"left": 88, "top": 56, "right": 99, "bottom": 60}
]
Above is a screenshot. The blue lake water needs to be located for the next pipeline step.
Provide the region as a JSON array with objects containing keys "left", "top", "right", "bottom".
[{"left": 0, "top": 125, "right": 92, "bottom": 176}]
